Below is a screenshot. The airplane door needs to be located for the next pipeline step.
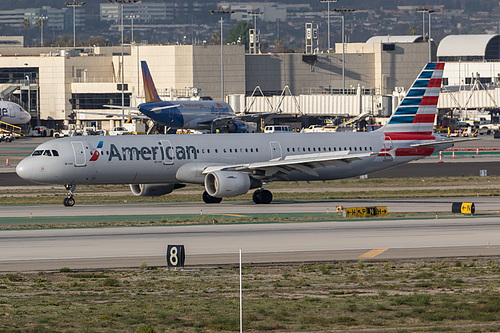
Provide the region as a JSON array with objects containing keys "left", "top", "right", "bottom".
[
  {"left": 71, "top": 141, "right": 86, "bottom": 167},
  {"left": 269, "top": 141, "right": 282, "bottom": 160},
  {"left": 160, "top": 140, "right": 174, "bottom": 165}
]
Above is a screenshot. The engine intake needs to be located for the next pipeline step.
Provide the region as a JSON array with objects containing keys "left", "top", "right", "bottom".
[{"left": 204, "top": 171, "right": 261, "bottom": 198}]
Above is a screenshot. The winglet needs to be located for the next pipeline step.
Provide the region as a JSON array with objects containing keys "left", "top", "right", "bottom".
[{"left": 141, "top": 61, "right": 162, "bottom": 103}]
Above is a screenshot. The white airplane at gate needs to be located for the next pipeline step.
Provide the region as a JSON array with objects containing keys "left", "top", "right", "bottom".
[
  {"left": 0, "top": 101, "right": 31, "bottom": 125},
  {"left": 16, "top": 63, "right": 454, "bottom": 206}
]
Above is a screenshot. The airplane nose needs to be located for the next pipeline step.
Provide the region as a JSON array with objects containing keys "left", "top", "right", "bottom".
[{"left": 16, "top": 158, "right": 33, "bottom": 181}]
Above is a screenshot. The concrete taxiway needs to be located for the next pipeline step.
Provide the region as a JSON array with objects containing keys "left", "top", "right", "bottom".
[
  {"left": 1, "top": 197, "right": 500, "bottom": 272},
  {"left": 0, "top": 216, "right": 498, "bottom": 272},
  {"left": 2, "top": 196, "right": 500, "bottom": 218}
]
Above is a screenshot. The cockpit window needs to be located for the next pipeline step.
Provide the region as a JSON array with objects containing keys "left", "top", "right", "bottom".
[
  {"left": 52, "top": 150, "right": 59, "bottom": 156},
  {"left": 32, "top": 150, "right": 43, "bottom": 156},
  {"left": 43, "top": 150, "right": 52, "bottom": 156}
]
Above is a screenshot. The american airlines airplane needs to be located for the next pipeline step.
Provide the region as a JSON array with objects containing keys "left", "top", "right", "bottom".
[
  {"left": 16, "top": 63, "right": 453, "bottom": 206},
  {"left": 0, "top": 101, "right": 31, "bottom": 125},
  {"left": 78, "top": 61, "right": 252, "bottom": 133}
]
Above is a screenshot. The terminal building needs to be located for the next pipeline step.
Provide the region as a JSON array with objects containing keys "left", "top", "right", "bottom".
[{"left": 0, "top": 33, "right": 499, "bottom": 131}]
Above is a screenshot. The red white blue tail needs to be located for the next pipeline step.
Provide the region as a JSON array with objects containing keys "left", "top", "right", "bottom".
[
  {"left": 141, "top": 61, "right": 162, "bottom": 104},
  {"left": 382, "top": 63, "right": 444, "bottom": 135}
]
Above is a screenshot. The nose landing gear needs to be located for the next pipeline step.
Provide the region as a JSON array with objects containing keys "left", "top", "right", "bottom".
[{"left": 63, "top": 184, "right": 76, "bottom": 207}]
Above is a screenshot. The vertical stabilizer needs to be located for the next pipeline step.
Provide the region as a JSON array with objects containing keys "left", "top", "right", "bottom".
[
  {"left": 141, "top": 61, "right": 162, "bottom": 103},
  {"left": 383, "top": 63, "right": 444, "bottom": 134}
]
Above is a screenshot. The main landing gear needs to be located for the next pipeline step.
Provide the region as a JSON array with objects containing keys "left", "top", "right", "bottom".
[
  {"left": 63, "top": 184, "right": 76, "bottom": 207},
  {"left": 252, "top": 189, "right": 273, "bottom": 204},
  {"left": 201, "top": 189, "right": 273, "bottom": 204}
]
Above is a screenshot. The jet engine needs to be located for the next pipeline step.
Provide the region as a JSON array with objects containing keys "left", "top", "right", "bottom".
[
  {"left": 130, "top": 183, "right": 185, "bottom": 197},
  {"left": 204, "top": 171, "right": 261, "bottom": 198},
  {"left": 226, "top": 120, "right": 247, "bottom": 133}
]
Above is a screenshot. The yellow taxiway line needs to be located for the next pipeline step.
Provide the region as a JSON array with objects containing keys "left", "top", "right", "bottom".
[{"left": 359, "top": 248, "right": 389, "bottom": 258}]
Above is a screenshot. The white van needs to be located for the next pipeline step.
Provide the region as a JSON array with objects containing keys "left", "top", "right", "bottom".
[{"left": 264, "top": 125, "right": 292, "bottom": 133}]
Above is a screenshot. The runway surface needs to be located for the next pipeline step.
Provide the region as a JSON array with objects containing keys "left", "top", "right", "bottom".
[
  {"left": 0, "top": 217, "right": 498, "bottom": 272},
  {"left": 2, "top": 196, "right": 500, "bottom": 218}
]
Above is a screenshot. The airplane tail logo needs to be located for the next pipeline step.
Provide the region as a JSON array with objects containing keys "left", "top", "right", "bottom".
[
  {"left": 383, "top": 62, "right": 444, "bottom": 135},
  {"left": 141, "top": 61, "right": 162, "bottom": 103}
]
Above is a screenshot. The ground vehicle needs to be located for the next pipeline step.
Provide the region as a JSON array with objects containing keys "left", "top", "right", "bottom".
[
  {"left": 27, "top": 126, "right": 54, "bottom": 137},
  {"left": 54, "top": 124, "right": 83, "bottom": 137},
  {"left": 264, "top": 125, "right": 292, "bottom": 133},
  {"left": 109, "top": 126, "right": 133, "bottom": 135}
]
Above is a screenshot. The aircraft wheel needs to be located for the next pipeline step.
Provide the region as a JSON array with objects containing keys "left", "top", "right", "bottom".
[
  {"left": 202, "top": 191, "right": 222, "bottom": 204},
  {"left": 253, "top": 189, "right": 273, "bottom": 204},
  {"left": 259, "top": 190, "right": 273, "bottom": 204},
  {"left": 63, "top": 197, "right": 75, "bottom": 207},
  {"left": 252, "top": 189, "right": 261, "bottom": 204}
]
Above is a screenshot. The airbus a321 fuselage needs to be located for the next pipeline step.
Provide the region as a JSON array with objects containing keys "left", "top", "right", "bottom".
[{"left": 17, "top": 63, "right": 453, "bottom": 206}]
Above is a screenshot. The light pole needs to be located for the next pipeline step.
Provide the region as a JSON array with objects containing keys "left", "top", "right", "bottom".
[
  {"left": 126, "top": 14, "right": 139, "bottom": 43},
  {"left": 65, "top": 1, "right": 86, "bottom": 48},
  {"left": 332, "top": 8, "right": 356, "bottom": 93},
  {"left": 247, "top": 9, "right": 263, "bottom": 53},
  {"left": 107, "top": 0, "right": 138, "bottom": 123},
  {"left": 416, "top": 7, "right": 435, "bottom": 63},
  {"left": 209, "top": 9, "right": 234, "bottom": 101},
  {"left": 320, "top": 0, "right": 338, "bottom": 52}
]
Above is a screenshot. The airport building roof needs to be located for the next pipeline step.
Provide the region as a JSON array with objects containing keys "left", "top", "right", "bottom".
[
  {"left": 366, "top": 35, "right": 424, "bottom": 43},
  {"left": 437, "top": 34, "right": 500, "bottom": 61}
]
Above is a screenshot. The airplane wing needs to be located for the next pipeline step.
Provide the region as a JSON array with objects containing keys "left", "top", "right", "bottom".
[
  {"left": 196, "top": 112, "right": 277, "bottom": 126},
  {"left": 202, "top": 151, "right": 374, "bottom": 179},
  {"left": 74, "top": 110, "right": 150, "bottom": 119}
]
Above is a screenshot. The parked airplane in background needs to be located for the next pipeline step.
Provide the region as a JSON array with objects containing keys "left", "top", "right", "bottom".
[
  {"left": 0, "top": 101, "right": 31, "bottom": 125},
  {"left": 77, "top": 61, "right": 254, "bottom": 133},
  {"left": 17, "top": 63, "right": 453, "bottom": 206}
]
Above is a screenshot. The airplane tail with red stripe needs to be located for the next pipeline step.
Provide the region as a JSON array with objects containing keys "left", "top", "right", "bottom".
[
  {"left": 141, "top": 61, "right": 162, "bottom": 103},
  {"left": 382, "top": 62, "right": 444, "bottom": 135}
]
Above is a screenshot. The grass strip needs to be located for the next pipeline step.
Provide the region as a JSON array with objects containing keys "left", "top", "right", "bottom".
[{"left": 0, "top": 259, "right": 498, "bottom": 332}]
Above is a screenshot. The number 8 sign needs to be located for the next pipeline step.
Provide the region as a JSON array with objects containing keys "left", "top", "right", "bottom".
[{"left": 166, "top": 245, "right": 185, "bottom": 268}]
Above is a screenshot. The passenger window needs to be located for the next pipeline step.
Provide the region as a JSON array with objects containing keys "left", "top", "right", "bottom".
[
  {"left": 215, "top": 149, "right": 218, "bottom": 153},
  {"left": 354, "top": 147, "right": 357, "bottom": 151},
  {"left": 308, "top": 147, "right": 311, "bottom": 152},
  {"left": 313, "top": 148, "right": 316, "bottom": 152},
  {"left": 256, "top": 148, "right": 259, "bottom": 152},
  {"left": 202, "top": 149, "right": 205, "bottom": 153},
  {"left": 52, "top": 150, "right": 59, "bottom": 156},
  {"left": 223, "top": 149, "right": 227, "bottom": 153},
  {"left": 250, "top": 148, "right": 253, "bottom": 152},
  {"left": 207, "top": 149, "right": 210, "bottom": 153}
]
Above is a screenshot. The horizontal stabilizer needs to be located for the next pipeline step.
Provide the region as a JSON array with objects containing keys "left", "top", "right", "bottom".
[{"left": 410, "top": 137, "right": 479, "bottom": 148}]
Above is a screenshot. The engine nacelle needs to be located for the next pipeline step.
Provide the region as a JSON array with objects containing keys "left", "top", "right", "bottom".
[
  {"left": 204, "top": 171, "right": 259, "bottom": 198},
  {"left": 130, "top": 184, "right": 181, "bottom": 197},
  {"left": 226, "top": 120, "right": 247, "bottom": 133}
]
